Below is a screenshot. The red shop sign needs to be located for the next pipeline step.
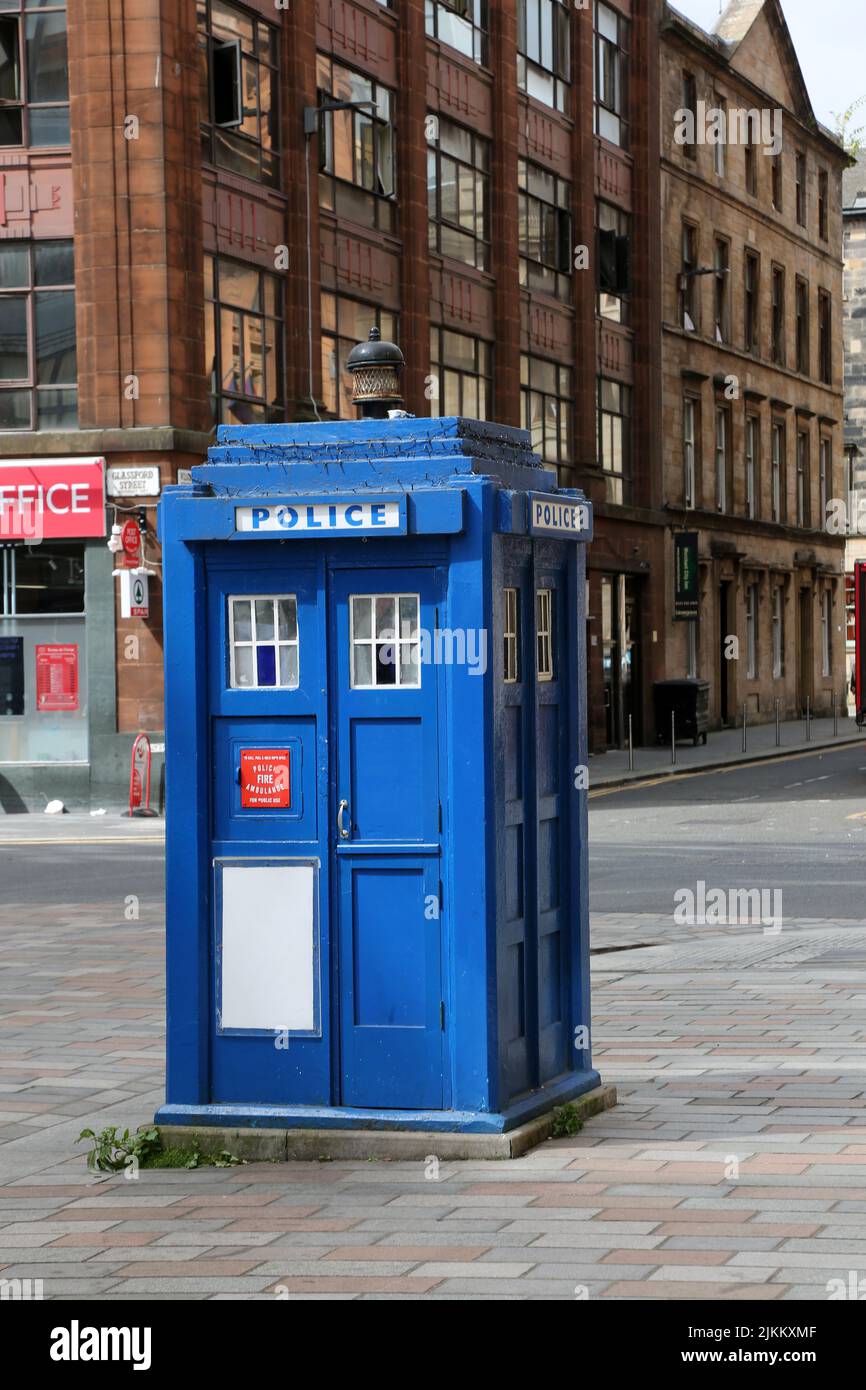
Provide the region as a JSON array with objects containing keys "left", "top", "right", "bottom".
[
  {"left": 240, "top": 749, "right": 291, "bottom": 809},
  {"left": 0, "top": 458, "right": 106, "bottom": 540},
  {"left": 35, "top": 644, "right": 79, "bottom": 712}
]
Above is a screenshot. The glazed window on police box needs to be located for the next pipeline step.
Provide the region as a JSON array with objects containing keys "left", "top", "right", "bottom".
[{"left": 228, "top": 596, "right": 298, "bottom": 689}]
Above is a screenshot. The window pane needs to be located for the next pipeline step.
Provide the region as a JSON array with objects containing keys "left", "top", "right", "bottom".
[
  {"left": 35, "top": 291, "right": 76, "bottom": 383},
  {"left": 277, "top": 598, "right": 297, "bottom": 640},
  {"left": 400, "top": 644, "right": 420, "bottom": 686},
  {"left": 0, "top": 388, "right": 30, "bottom": 429},
  {"left": 375, "top": 642, "right": 397, "bottom": 684},
  {"left": 255, "top": 598, "right": 275, "bottom": 640},
  {"left": 15, "top": 541, "right": 84, "bottom": 614},
  {"left": 399, "top": 595, "right": 418, "bottom": 638},
  {"left": 375, "top": 595, "right": 395, "bottom": 634},
  {"left": 256, "top": 645, "right": 276, "bottom": 686},
  {"left": 0, "top": 296, "right": 28, "bottom": 378},
  {"left": 219, "top": 260, "right": 260, "bottom": 311},
  {"left": 232, "top": 599, "right": 252, "bottom": 641},
  {"left": 34, "top": 241, "right": 73, "bottom": 286},
  {"left": 352, "top": 595, "right": 372, "bottom": 639},
  {"left": 0, "top": 245, "right": 29, "bottom": 288},
  {"left": 26, "top": 12, "right": 68, "bottom": 103},
  {"left": 233, "top": 645, "right": 254, "bottom": 687},
  {"left": 279, "top": 645, "right": 298, "bottom": 687},
  {"left": 37, "top": 386, "right": 76, "bottom": 429},
  {"left": 353, "top": 642, "right": 373, "bottom": 686}
]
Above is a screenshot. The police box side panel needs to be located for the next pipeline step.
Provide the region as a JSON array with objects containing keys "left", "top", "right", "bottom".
[
  {"left": 205, "top": 552, "right": 333, "bottom": 1106},
  {"left": 491, "top": 533, "right": 583, "bottom": 1111}
]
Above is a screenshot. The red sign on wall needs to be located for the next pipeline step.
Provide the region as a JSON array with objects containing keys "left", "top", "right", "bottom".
[
  {"left": 0, "top": 459, "right": 105, "bottom": 540},
  {"left": 35, "top": 644, "right": 79, "bottom": 712},
  {"left": 240, "top": 749, "right": 291, "bottom": 809}
]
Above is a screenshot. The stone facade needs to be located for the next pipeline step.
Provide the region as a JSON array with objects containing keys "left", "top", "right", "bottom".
[{"left": 659, "top": 0, "right": 849, "bottom": 730}]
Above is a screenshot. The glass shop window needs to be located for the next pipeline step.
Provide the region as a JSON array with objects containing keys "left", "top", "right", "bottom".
[
  {"left": 229, "top": 595, "right": 298, "bottom": 689},
  {"left": 351, "top": 594, "right": 420, "bottom": 689},
  {"left": 503, "top": 586, "right": 520, "bottom": 683},
  {"left": 536, "top": 587, "right": 554, "bottom": 681}
]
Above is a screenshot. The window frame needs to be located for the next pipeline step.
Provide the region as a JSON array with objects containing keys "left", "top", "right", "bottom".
[
  {"left": 0, "top": 1, "right": 70, "bottom": 151},
  {"left": 204, "top": 253, "right": 285, "bottom": 427},
  {"left": 321, "top": 293, "right": 398, "bottom": 421},
  {"left": 197, "top": 0, "right": 280, "bottom": 188},
  {"left": 518, "top": 158, "right": 573, "bottom": 301},
  {"left": 597, "top": 376, "right": 631, "bottom": 506},
  {"left": 745, "top": 413, "right": 759, "bottom": 520},
  {"left": 0, "top": 238, "right": 77, "bottom": 433},
  {"left": 518, "top": 0, "right": 571, "bottom": 114},
  {"left": 593, "top": 0, "right": 629, "bottom": 149},
  {"left": 317, "top": 53, "right": 396, "bottom": 232},
  {"left": 349, "top": 592, "right": 421, "bottom": 690},
  {"left": 428, "top": 116, "right": 491, "bottom": 272},
  {"left": 745, "top": 581, "right": 758, "bottom": 680},
  {"left": 536, "top": 586, "right": 554, "bottom": 682},
  {"left": 520, "top": 354, "right": 573, "bottom": 478},
  {"left": 228, "top": 594, "right": 300, "bottom": 691},
  {"left": 425, "top": 0, "right": 488, "bottom": 66},
  {"left": 503, "top": 586, "right": 520, "bottom": 684},
  {"left": 429, "top": 326, "right": 492, "bottom": 420},
  {"left": 772, "top": 584, "right": 784, "bottom": 679}
]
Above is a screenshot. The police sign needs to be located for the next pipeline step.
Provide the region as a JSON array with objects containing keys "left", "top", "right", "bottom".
[
  {"left": 235, "top": 498, "right": 406, "bottom": 535},
  {"left": 528, "top": 493, "right": 592, "bottom": 541}
]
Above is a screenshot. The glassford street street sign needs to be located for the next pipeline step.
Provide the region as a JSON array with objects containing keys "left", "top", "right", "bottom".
[
  {"left": 528, "top": 493, "right": 592, "bottom": 541},
  {"left": 235, "top": 498, "right": 405, "bottom": 535}
]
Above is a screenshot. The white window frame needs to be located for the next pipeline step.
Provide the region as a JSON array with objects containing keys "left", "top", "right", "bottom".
[
  {"left": 350, "top": 592, "right": 421, "bottom": 689},
  {"left": 686, "top": 620, "right": 698, "bottom": 678},
  {"left": 822, "top": 589, "right": 831, "bottom": 678},
  {"left": 503, "top": 586, "right": 520, "bottom": 683},
  {"left": 683, "top": 397, "right": 696, "bottom": 508},
  {"left": 229, "top": 595, "right": 299, "bottom": 690},
  {"left": 714, "top": 96, "right": 726, "bottom": 177},
  {"left": 536, "top": 587, "right": 554, "bottom": 681},
  {"left": 819, "top": 437, "right": 830, "bottom": 527}
]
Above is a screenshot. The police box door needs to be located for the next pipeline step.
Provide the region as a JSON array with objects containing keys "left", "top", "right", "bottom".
[{"left": 331, "top": 566, "right": 445, "bottom": 1110}]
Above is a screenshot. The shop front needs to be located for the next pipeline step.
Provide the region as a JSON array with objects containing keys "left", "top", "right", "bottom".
[{"left": 0, "top": 458, "right": 107, "bottom": 810}]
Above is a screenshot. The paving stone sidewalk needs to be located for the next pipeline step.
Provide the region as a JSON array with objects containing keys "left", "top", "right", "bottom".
[{"left": 2, "top": 900, "right": 866, "bottom": 1299}]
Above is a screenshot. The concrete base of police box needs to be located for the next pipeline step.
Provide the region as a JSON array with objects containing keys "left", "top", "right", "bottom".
[{"left": 156, "top": 1085, "right": 617, "bottom": 1162}]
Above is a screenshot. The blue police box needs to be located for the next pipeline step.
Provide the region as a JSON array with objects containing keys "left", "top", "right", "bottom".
[{"left": 157, "top": 347, "right": 601, "bottom": 1139}]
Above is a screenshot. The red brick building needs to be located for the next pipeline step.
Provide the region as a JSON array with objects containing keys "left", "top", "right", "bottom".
[{"left": 0, "top": 0, "right": 667, "bottom": 809}]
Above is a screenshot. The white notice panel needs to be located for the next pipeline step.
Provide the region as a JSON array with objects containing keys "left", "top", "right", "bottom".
[{"left": 219, "top": 862, "right": 316, "bottom": 1032}]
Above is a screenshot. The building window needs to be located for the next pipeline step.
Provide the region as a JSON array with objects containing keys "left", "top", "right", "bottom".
[
  {"left": 819, "top": 435, "right": 831, "bottom": 527},
  {"left": 771, "top": 420, "right": 785, "bottom": 524},
  {"left": 593, "top": 1, "right": 629, "bottom": 148},
  {"left": 772, "top": 152, "right": 782, "bottom": 211},
  {"left": 521, "top": 356, "right": 572, "bottom": 477},
  {"left": 847, "top": 572, "right": 857, "bottom": 644},
  {"left": 350, "top": 594, "right": 420, "bottom": 689},
  {"left": 517, "top": 0, "right": 570, "bottom": 113},
  {"left": 204, "top": 255, "right": 284, "bottom": 426},
  {"left": 536, "top": 588, "right": 554, "bottom": 681},
  {"left": 597, "top": 201, "right": 629, "bottom": 322},
  {"left": 746, "top": 582, "right": 758, "bottom": 679},
  {"left": 714, "top": 96, "right": 726, "bottom": 177},
  {"left": 317, "top": 55, "right": 395, "bottom": 232},
  {"left": 795, "top": 277, "right": 809, "bottom": 374},
  {"left": 0, "top": 540, "right": 84, "bottom": 615},
  {"left": 430, "top": 327, "right": 491, "bottom": 419},
  {"left": 745, "top": 141, "right": 757, "bottom": 197},
  {"left": 681, "top": 71, "right": 697, "bottom": 160},
  {"left": 714, "top": 239, "right": 730, "bottom": 343},
  {"left": 796, "top": 428, "right": 810, "bottom": 528},
  {"left": 818, "top": 290, "right": 832, "bottom": 384},
  {"left": 683, "top": 396, "right": 698, "bottom": 508},
  {"left": 0, "top": 239, "right": 76, "bottom": 432},
  {"left": 503, "top": 587, "right": 520, "bottom": 683},
  {"left": 745, "top": 414, "right": 759, "bottom": 520},
  {"left": 772, "top": 585, "right": 784, "bottom": 679},
  {"left": 598, "top": 378, "right": 631, "bottom": 506},
  {"left": 518, "top": 161, "right": 572, "bottom": 300},
  {"left": 818, "top": 169, "right": 829, "bottom": 240},
  {"left": 680, "top": 222, "right": 698, "bottom": 331},
  {"left": 715, "top": 404, "right": 730, "bottom": 512},
  {"left": 744, "top": 251, "right": 759, "bottom": 354},
  {"left": 428, "top": 118, "right": 490, "bottom": 270},
  {"left": 822, "top": 589, "right": 831, "bottom": 678},
  {"left": 0, "top": 1, "right": 69, "bottom": 148},
  {"left": 425, "top": 0, "right": 487, "bottom": 65},
  {"left": 795, "top": 151, "right": 806, "bottom": 226},
  {"left": 229, "top": 596, "right": 299, "bottom": 689},
  {"left": 321, "top": 295, "right": 397, "bottom": 420},
  {"left": 197, "top": 0, "right": 279, "bottom": 187},
  {"left": 771, "top": 265, "right": 785, "bottom": 365}
]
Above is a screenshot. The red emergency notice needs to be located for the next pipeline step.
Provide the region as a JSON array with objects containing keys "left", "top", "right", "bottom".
[{"left": 240, "top": 749, "right": 291, "bottom": 808}]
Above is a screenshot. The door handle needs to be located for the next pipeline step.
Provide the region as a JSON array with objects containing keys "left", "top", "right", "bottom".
[{"left": 337, "top": 798, "right": 351, "bottom": 840}]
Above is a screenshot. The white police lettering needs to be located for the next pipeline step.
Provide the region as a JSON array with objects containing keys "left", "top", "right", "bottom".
[
  {"left": 235, "top": 501, "right": 401, "bottom": 534},
  {"left": 529, "top": 494, "right": 590, "bottom": 538}
]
